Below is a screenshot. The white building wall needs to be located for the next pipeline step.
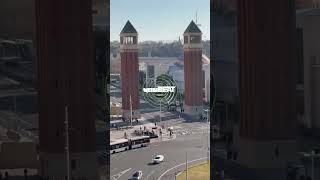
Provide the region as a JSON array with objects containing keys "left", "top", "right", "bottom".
[{"left": 203, "top": 64, "right": 210, "bottom": 102}]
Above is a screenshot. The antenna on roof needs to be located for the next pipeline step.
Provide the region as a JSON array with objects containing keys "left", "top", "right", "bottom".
[{"left": 196, "top": 10, "right": 201, "bottom": 27}]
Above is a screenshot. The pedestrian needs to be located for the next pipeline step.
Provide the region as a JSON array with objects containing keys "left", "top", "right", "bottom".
[
  {"left": 140, "top": 126, "right": 142, "bottom": 131},
  {"left": 124, "top": 132, "right": 127, "bottom": 139},
  {"left": 144, "top": 126, "right": 146, "bottom": 130}
]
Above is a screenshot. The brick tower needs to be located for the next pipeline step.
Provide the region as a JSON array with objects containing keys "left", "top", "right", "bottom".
[
  {"left": 120, "top": 21, "right": 140, "bottom": 119},
  {"left": 35, "top": 0, "right": 98, "bottom": 179},
  {"left": 237, "top": 0, "right": 297, "bottom": 169},
  {"left": 183, "top": 21, "right": 203, "bottom": 119}
]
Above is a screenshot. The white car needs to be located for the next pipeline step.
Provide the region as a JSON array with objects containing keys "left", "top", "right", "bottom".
[
  {"left": 132, "top": 171, "right": 143, "bottom": 180},
  {"left": 152, "top": 155, "right": 164, "bottom": 164}
]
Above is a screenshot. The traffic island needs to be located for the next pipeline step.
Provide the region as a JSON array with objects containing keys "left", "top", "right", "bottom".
[{"left": 176, "top": 161, "right": 210, "bottom": 180}]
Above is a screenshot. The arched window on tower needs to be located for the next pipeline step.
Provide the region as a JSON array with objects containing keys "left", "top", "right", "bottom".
[
  {"left": 120, "top": 37, "right": 124, "bottom": 44},
  {"left": 184, "top": 36, "right": 189, "bottom": 44}
]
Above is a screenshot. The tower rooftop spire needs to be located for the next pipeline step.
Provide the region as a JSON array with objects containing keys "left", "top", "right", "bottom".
[
  {"left": 121, "top": 20, "right": 138, "bottom": 34},
  {"left": 184, "top": 20, "right": 202, "bottom": 34}
]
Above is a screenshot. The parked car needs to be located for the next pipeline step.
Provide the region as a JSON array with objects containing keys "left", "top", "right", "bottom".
[
  {"left": 152, "top": 155, "right": 164, "bottom": 164},
  {"left": 132, "top": 171, "right": 143, "bottom": 179}
]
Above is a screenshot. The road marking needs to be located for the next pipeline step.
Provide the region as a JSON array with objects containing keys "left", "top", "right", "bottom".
[
  {"left": 112, "top": 168, "right": 132, "bottom": 180},
  {"left": 145, "top": 170, "right": 155, "bottom": 180},
  {"left": 157, "top": 157, "right": 207, "bottom": 180}
]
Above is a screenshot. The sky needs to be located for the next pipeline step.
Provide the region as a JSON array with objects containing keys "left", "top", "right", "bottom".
[{"left": 110, "top": 0, "right": 210, "bottom": 42}]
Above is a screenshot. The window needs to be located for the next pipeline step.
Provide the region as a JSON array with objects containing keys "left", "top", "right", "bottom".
[
  {"left": 133, "top": 36, "right": 137, "bottom": 44},
  {"left": 71, "top": 160, "right": 76, "bottom": 170},
  {"left": 120, "top": 37, "right": 123, "bottom": 44},
  {"left": 190, "top": 36, "right": 201, "bottom": 43},
  {"left": 184, "top": 36, "right": 189, "bottom": 44},
  {"left": 124, "top": 36, "right": 136, "bottom": 45}
]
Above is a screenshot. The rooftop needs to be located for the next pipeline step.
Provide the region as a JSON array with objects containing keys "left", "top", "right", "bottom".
[
  {"left": 184, "top": 20, "right": 202, "bottom": 34},
  {"left": 120, "top": 20, "right": 137, "bottom": 34}
]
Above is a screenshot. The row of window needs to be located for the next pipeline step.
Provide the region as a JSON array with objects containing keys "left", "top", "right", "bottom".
[
  {"left": 110, "top": 142, "right": 129, "bottom": 150},
  {"left": 120, "top": 36, "right": 137, "bottom": 45},
  {"left": 184, "top": 35, "right": 201, "bottom": 44}
]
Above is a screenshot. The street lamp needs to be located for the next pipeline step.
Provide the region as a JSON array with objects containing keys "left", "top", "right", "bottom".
[
  {"left": 203, "top": 109, "right": 210, "bottom": 163},
  {"left": 64, "top": 106, "right": 70, "bottom": 180},
  {"left": 130, "top": 94, "right": 133, "bottom": 127}
]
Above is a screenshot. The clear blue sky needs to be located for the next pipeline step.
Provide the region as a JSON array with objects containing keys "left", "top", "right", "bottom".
[{"left": 110, "top": 0, "right": 210, "bottom": 42}]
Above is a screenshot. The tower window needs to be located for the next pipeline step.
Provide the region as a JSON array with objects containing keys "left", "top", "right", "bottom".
[
  {"left": 120, "top": 37, "right": 124, "bottom": 44},
  {"left": 133, "top": 36, "right": 137, "bottom": 44},
  {"left": 124, "top": 36, "right": 135, "bottom": 44},
  {"left": 190, "top": 36, "right": 201, "bottom": 43},
  {"left": 184, "top": 36, "right": 189, "bottom": 44}
]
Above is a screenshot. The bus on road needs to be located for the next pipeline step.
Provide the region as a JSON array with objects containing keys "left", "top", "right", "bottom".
[
  {"left": 129, "top": 136, "right": 150, "bottom": 149},
  {"left": 110, "top": 139, "right": 129, "bottom": 154}
]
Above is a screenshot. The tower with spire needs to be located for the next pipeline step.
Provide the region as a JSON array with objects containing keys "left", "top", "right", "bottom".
[
  {"left": 120, "top": 20, "right": 140, "bottom": 120},
  {"left": 183, "top": 20, "right": 203, "bottom": 119}
]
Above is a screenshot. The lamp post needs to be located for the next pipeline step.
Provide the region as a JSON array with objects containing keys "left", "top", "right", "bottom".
[
  {"left": 130, "top": 94, "right": 133, "bottom": 127},
  {"left": 204, "top": 109, "right": 210, "bottom": 163},
  {"left": 64, "top": 106, "right": 70, "bottom": 180},
  {"left": 159, "top": 99, "right": 162, "bottom": 123}
]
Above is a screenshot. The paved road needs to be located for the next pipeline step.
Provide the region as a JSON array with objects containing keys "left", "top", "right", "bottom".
[{"left": 110, "top": 122, "right": 209, "bottom": 180}]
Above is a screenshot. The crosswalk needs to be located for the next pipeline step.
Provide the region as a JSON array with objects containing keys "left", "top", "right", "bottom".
[{"left": 163, "top": 120, "right": 209, "bottom": 136}]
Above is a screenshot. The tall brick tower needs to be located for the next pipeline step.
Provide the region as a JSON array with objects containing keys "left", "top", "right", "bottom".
[
  {"left": 120, "top": 21, "right": 140, "bottom": 119},
  {"left": 237, "top": 0, "right": 297, "bottom": 169},
  {"left": 183, "top": 21, "right": 203, "bottom": 119},
  {"left": 35, "top": 0, "right": 97, "bottom": 179}
]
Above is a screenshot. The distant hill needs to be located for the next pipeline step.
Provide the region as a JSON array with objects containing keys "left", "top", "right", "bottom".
[{"left": 110, "top": 40, "right": 210, "bottom": 59}]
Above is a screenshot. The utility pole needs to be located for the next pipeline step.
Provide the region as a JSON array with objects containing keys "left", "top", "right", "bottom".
[
  {"left": 186, "top": 152, "right": 188, "bottom": 180},
  {"left": 130, "top": 94, "right": 133, "bottom": 127},
  {"left": 64, "top": 106, "right": 70, "bottom": 180},
  {"left": 160, "top": 100, "right": 162, "bottom": 123},
  {"left": 204, "top": 109, "right": 210, "bottom": 162}
]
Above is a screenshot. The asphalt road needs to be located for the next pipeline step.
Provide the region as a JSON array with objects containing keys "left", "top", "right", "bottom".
[{"left": 110, "top": 128, "right": 209, "bottom": 180}]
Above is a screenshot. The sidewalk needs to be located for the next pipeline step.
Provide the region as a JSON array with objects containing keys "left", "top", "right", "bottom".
[{"left": 110, "top": 122, "right": 174, "bottom": 142}]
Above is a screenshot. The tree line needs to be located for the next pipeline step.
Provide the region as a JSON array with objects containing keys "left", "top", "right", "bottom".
[{"left": 110, "top": 40, "right": 210, "bottom": 58}]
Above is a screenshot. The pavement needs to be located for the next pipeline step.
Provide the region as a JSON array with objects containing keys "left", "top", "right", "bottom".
[
  {"left": 109, "top": 104, "right": 210, "bottom": 180},
  {"left": 110, "top": 132, "right": 209, "bottom": 180},
  {"left": 110, "top": 122, "right": 174, "bottom": 143}
]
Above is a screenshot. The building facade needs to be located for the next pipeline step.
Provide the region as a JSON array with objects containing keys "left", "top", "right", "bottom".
[
  {"left": 236, "top": 0, "right": 297, "bottom": 170},
  {"left": 36, "top": 0, "right": 98, "bottom": 179},
  {"left": 120, "top": 21, "right": 140, "bottom": 119}
]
